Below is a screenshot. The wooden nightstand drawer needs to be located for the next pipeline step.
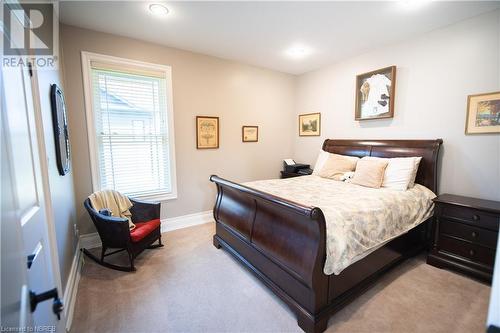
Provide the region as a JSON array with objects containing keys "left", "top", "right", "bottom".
[
  {"left": 441, "top": 204, "right": 499, "bottom": 231},
  {"left": 439, "top": 219, "right": 498, "bottom": 249},
  {"left": 428, "top": 194, "right": 500, "bottom": 283},
  {"left": 438, "top": 235, "right": 496, "bottom": 266}
]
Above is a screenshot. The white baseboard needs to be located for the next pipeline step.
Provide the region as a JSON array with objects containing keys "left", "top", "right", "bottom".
[
  {"left": 79, "top": 210, "right": 214, "bottom": 249},
  {"left": 62, "top": 242, "right": 83, "bottom": 332},
  {"left": 161, "top": 210, "right": 214, "bottom": 233}
]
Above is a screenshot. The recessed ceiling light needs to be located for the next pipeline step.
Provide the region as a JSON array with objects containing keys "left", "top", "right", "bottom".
[
  {"left": 149, "top": 4, "right": 170, "bottom": 17},
  {"left": 285, "top": 45, "right": 312, "bottom": 60}
]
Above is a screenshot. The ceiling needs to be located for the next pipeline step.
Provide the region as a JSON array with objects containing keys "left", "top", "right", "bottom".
[{"left": 59, "top": 1, "right": 500, "bottom": 75}]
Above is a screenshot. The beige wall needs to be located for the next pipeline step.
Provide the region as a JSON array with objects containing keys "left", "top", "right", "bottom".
[
  {"left": 62, "top": 9, "right": 500, "bottom": 237},
  {"left": 293, "top": 10, "right": 500, "bottom": 201},
  {"left": 35, "top": 51, "right": 78, "bottom": 290},
  {"left": 60, "top": 24, "right": 296, "bottom": 235}
]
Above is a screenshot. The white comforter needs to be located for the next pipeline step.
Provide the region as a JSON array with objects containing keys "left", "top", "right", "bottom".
[{"left": 243, "top": 175, "right": 436, "bottom": 275}]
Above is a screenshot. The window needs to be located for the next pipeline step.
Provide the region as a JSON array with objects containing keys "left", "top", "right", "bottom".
[{"left": 82, "top": 52, "right": 176, "bottom": 200}]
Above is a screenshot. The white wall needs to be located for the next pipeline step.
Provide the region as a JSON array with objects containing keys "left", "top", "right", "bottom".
[{"left": 293, "top": 10, "right": 500, "bottom": 201}]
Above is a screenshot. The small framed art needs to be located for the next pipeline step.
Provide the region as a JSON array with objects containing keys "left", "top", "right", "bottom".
[
  {"left": 299, "top": 112, "right": 321, "bottom": 136},
  {"left": 196, "top": 116, "right": 219, "bottom": 149},
  {"left": 355, "top": 65, "right": 396, "bottom": 121},
  {"left": 465, "top": 91, "right": 500, "bottom": 134},
  {"left": 242, "top": 126, "right": 258, "bottom": 142}
]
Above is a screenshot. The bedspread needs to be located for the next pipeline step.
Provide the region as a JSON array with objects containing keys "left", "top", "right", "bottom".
[{"left": 243, "top": 175, "right": 435, "bottom": 275}]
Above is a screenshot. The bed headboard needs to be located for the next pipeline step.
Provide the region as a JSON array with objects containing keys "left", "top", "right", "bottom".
[{"left": 322, "top": 139, "right": 443, "bottom": 193}]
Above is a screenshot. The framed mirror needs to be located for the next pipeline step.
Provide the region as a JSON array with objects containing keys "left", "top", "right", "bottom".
[{"left": 50, "top": 84, "right": 71, "bottom": 175}]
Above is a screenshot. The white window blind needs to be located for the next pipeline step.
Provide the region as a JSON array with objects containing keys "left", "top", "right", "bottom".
[{"left": 90, "top": 66, "right": 173, "bottom": 198}]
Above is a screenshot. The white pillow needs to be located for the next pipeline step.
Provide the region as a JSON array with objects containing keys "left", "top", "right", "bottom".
[
  {"left": 407, "top": 157, "right": 422, "bottom": 188},
  {"left": 312, "top": 150, "right": 360, "bottom": 175},
  {"left": 312, "top": 150, "right": 330, "bottom": 175},
  {"left": 365, "top": 156, "right": 422, "bottom": 190}
]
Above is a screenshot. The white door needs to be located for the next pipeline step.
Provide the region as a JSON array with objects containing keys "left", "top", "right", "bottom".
[{"left": 1, "top": 62, "right": 63, "bottom": 330}]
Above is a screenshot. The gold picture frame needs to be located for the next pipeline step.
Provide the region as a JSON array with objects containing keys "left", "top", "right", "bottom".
[
  {"left": 465, "top": 91, "right": 500, "bottom": 134},
  {"left": 242, "top": 126, "right": 258, "bottom": 142},
  {"left": 196, "top": 116, "right": 219, "bottom": 149},
  {"left": 355, "top": 66, "right": 396, "bottom": 121},
  {"left": 299, "top": 113, "right": 321, "bottom": 136}
]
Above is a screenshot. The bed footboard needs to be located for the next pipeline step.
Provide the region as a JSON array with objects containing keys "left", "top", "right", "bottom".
[{"left": 210, "top": 175, "right": 330, "bottom": 332}]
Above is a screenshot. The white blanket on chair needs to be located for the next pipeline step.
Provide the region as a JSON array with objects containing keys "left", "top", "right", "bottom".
[{"left": 89, "top": 190, "right": 135, "bottom": 230}]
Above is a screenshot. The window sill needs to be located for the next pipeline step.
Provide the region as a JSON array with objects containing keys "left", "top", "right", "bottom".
[{"left": 129, "top": 192, "right": 177, "bottom": 202}]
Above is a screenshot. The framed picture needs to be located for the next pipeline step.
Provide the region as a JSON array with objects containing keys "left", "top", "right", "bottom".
[
  {"left": 465, "top": 91, "right": 500, "bottom": 134},
  {"left": 355, "top": 65, "right": 396, "bottom": 121},
  {"left": 299, "top": 112, "right": 321, "bottom": 136},
  {"left": 50, "top": 84, "right": 71, "bottom": 175},
  {"left": 242, "top": 126, "right": 258, "bottom": 142},
  {"left": 196, "top": 116, "right": 219, "bottom": 149}
]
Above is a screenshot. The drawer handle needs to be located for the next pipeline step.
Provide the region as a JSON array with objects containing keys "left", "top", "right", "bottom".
[
  {"left": 469, "top": 249, "right": 475, "bottom": 256},
  {"left": 471, "top": 231, "right": 478, "bottom": 238},
  {"left": 472, "top": 214, "right": 480, "bottom": 221}
]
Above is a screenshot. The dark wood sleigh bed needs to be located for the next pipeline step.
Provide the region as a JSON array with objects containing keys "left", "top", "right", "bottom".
[{"left": 210, "top": 139, "right": 442, "bottom": 333}]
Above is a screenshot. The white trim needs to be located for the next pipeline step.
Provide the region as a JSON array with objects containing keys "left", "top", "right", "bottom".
[
  {"left": 80, "top": 52, "right": 99, "bottom": 193},
  {"left": 79, "top": 210, "right": 214, "bottom": 249},
  {"left": 161, "top": 210, "right": 214, "bottom": 233},
  {"left": 28, "top": 64, "right": 65, "bottom": 313},
  {"left": 62, "top": 243, "right": 83, "bottom": 332},
  {"left": 129, "top": 191, "right": 178, "bottom": 202},
  {"left": 80, "top": 51, "right": 177, "bottom": 201}
]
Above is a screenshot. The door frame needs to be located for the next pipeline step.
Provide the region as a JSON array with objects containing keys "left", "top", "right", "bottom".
[
  {"left": 2, "top": 0, "right": 65, "bottom": 325},
  {"left": 29, "top": 64, "right": 64, "bottom": 310}
]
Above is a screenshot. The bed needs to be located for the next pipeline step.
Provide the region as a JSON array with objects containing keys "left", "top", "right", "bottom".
[{"left": 210, "top": 139, "right": 442, "bottom": 333}]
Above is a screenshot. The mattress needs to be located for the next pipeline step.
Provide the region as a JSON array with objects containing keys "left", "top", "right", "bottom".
[{"left": 243, "top": 175, "right": 436, "bottom": 275}]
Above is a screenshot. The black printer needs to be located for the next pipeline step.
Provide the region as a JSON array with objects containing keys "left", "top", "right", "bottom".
[{"left": 283, "top": 160, "right": 313, "bottom": 175}]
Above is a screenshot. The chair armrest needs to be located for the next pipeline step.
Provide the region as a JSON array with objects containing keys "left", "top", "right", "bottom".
[
  {"left": 93, "top": 214, "right": 131, "bottom": 247},
  {"left": 98, "top": 214, "right": 129, "bottom": 224},
  {"left": 130, "top": 198, "right": 161, "bottom": 223}
]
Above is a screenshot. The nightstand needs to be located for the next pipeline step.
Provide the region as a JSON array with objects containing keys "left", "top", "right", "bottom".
[
  {"left": 280, "top": 171, "right": 311, "bottom": 179},
  {"left": 427, "top": 194, "right": 500, "bottom": 283}
]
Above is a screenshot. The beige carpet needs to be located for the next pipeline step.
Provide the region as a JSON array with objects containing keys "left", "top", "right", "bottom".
[{"left": 71, "top": 223, "right": 491, "bottom": 333}]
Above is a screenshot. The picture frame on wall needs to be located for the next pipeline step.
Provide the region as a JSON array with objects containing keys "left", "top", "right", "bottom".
[
  {"left": 465, "top": 91, "right": 500, "bottom": 134},
  {"left": 355, "top": 65, "right": 396, "bottom": 121},
  {"left": 196, "top": 116, "right": 219, "bottom": 149},
  {"left": 242, "top": 126, "right": 258, "bottom": 142},
  {"left": 299, "top": 112, "right": 321, "bottom": 136}
]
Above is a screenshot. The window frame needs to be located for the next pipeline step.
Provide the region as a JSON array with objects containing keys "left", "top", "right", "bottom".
[{"left": 81, "top": 51, "right": 177, "bottom": 201}]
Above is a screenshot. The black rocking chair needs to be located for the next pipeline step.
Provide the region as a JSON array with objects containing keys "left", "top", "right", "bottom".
[{"left": 82, "top": 197, "right": 163, "bottom": 271}]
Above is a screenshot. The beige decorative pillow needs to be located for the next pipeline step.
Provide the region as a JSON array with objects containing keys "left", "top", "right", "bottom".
[
  {"left": 312, "top": 150, "right": 330, "bottom": 175},
  {"left": 351, "top": 158, "right": 389, "bottom": 188},
  {"left": 317, "top": 154, "right": 359, "bottom": 180}
]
